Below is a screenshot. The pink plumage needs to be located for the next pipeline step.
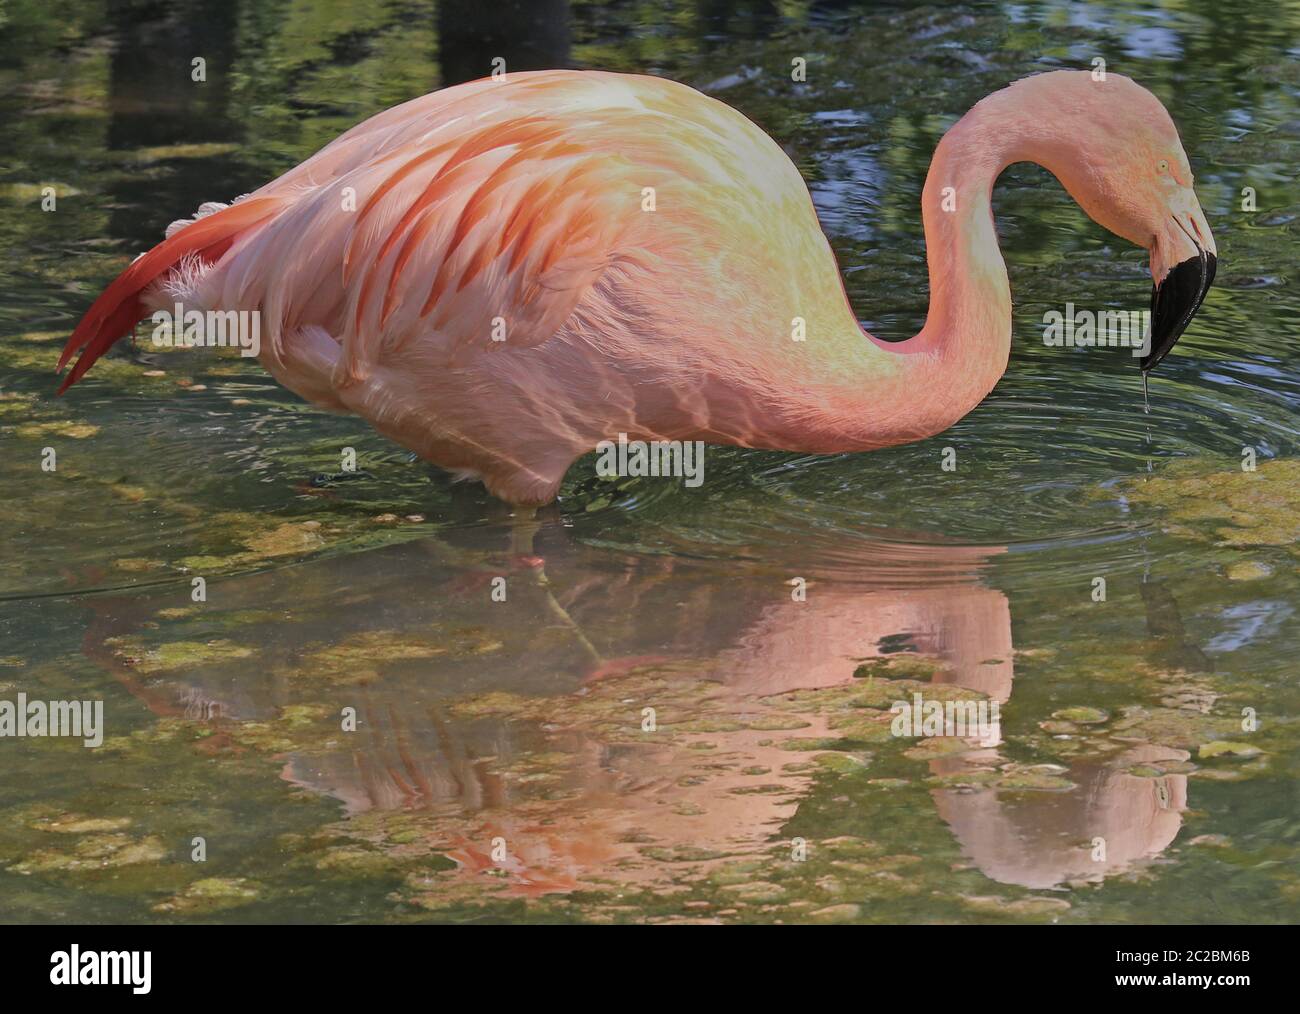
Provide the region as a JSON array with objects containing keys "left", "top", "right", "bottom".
[{"left": 59, "top": 69, "right": 1214, "bottom": 503}]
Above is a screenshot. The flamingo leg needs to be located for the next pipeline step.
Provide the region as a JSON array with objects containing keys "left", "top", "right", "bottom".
[
  {"left": 509, "top": 507, "right": 603, "bottom": 667},
  {"left": 510, "top": 505, "right": 541, "bottom": 557}
]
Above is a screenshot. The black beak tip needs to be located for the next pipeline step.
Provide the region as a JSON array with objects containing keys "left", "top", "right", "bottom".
[{"left": 1141, "top": 250, "right": 1216, "bottom": 373}]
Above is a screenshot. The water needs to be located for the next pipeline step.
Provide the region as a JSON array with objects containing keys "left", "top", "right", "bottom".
[{"left": 1, "top": 0, "right": 1297, "bottom": 923}]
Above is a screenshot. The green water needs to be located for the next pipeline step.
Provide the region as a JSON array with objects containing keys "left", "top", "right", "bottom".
[{"left": 1, "top": 0, "right": 1297, "bottom": 923}]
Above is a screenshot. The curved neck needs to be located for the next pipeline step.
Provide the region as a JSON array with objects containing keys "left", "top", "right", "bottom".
[
  {"left": 805, "top": 99, "right": 1026, "bottom": 453},
  {"left": 894, "top": 110, "right": 1017, "bottom": 432},
  {"left": 915, "top": 118, "right": 1014, "bottom": 361},
  {"left": 783, "top": 75, "right": 1124, "bottom": 454}
]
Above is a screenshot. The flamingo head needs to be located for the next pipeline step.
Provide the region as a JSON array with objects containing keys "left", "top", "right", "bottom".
[
  {"left": 1019, "top": 71, "right": 1218, "bottom": 372},
  {"left": 1109, "top": 85, "right": 1217, "bottom": 374}
]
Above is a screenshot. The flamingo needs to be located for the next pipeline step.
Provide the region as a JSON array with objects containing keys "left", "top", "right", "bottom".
[{"left": 58, "top": 69, "right": 1216, "bottom": 507}]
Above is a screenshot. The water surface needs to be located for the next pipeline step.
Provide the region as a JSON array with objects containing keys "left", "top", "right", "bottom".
[{"left": 0, "top": 0, "right": 1297, "bottom": 923}]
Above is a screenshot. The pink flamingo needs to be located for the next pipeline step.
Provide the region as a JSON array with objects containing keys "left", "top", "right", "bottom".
[{"left": 59, "top": 69, "right": 1215, "bottom": 506}]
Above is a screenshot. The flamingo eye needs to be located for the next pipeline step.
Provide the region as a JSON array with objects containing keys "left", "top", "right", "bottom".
[{"left": 1158, "top": 159, "right": 1170, "bottom": 173}]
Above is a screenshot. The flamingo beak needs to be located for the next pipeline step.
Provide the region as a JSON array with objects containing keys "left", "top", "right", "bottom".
[{"left": 1141, "top": 206, "right": 1216, "bottom": 373}]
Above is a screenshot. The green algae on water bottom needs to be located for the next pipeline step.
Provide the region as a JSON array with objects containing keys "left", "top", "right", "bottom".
[{"left": 1108, "top": 457, "right": 1300, "bottom": 552}]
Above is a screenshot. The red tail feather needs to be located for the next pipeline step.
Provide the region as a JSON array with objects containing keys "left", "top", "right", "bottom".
[{"left": 56, "top": 197, "right": 281, "bottom": 394}]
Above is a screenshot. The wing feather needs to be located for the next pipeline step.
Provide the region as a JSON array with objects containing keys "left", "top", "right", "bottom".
[{"left": 215, "top": 71, "right": 776, "bottom": 385}]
